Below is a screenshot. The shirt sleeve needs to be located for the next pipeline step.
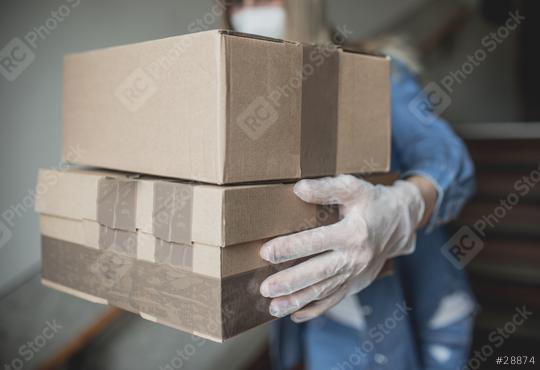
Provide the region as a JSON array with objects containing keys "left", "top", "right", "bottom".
[{"left": 389, "top": 61, "right": 475, "bottom": 232}]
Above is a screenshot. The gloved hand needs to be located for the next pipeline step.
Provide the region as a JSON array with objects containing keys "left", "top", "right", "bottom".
[{"left": 259, "top": 174, "right": 426, "bottom": 322}]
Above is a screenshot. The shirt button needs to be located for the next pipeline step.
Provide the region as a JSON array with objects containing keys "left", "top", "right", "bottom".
[
  {"left": 362, "top": 305, "right": 373, "bottom": 316},
  {"left": 374, "top": 353, "right": 388, "bottom": 365}
]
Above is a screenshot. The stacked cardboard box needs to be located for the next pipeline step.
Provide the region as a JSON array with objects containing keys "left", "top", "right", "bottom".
[
  {"left": 63, "top": 30, "right": 391, "bottom": 183},
  {"left": 37, "top": 30, "right": 393, "bottom": 341}
]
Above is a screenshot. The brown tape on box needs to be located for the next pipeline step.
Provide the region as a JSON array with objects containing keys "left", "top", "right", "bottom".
[
  {"left": 300, "top": 45, "right": 339, "bottom": 177},
  {"left": 96, "top": 178, "right": 138, "bottom": 231},
  {"left": 97, "top": 224, "right": 138, "bottom": 257},
  {"left": 42, "top": 236, "right": 273, "bottom": 341},
  {"left": 39, "top": 215, "right": 271, "bottom": 278},
  {"left": 152, "top": 181, "right": 194, "bottom": 244},
  {"left": 91, "top": 223, "right": 193, "bottom": 271},
  {"left": 96, "top": 177, "right": 195, "bottom": 245}
]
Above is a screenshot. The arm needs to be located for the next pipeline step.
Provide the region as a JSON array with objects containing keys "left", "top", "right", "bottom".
[
  {"left": 407, "top": 175, "right": 437, "bottom": 227},
  {"left": 391, "top": 60, "right": 475, "bottom": 229}
]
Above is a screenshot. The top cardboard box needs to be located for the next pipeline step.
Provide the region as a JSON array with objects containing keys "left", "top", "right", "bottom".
[{"left": 63, "top": 30, "right": 390, "bottom": 184}]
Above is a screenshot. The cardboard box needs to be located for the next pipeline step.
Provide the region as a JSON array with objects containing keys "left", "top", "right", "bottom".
[
  {"left": 40, "top": 215, "right": 394, "bottom": 342},
  {"left": 63, "top": 30, "right": 391, "bottom": 184},
  {"left": 40, "top": 215, "right": 276, "bottom": 341}
]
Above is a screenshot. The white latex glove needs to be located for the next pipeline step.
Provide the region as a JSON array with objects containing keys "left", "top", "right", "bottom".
[{"left": 259, "top": 174, "right": 425, "bottom": 322}]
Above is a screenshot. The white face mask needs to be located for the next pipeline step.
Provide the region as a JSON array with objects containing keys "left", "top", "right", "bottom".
[{"left": 231, "top": 6, "right": 286, "bottom": 39}]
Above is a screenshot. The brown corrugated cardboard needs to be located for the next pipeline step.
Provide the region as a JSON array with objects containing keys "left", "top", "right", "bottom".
[
  {"left": 41, "top": 235, "right": 274, "bottom": 341},
  {"left": 36, "top": 168, "right": 397, "bottom": 248},
  {"left": 63, "top": 30, "right": 390, "bottom": 184},
  {"left": 40, "top": 217, "right": 394, "bottom": 341},
  {"left": 35, "top": 168, "right": 337, "bottom": 247}
]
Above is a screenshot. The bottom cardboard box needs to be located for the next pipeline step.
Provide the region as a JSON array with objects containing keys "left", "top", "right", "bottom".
[
  {"left": 42, "top": 235, "right": 275, "bottom": 342},
  {"left": 41, "top": 233, "right": 394, "bottom": 342}
]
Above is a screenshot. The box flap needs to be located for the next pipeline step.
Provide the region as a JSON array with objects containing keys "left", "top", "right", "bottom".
[{"left": 218, "top": 29, "right": 298, "bottom": 45}]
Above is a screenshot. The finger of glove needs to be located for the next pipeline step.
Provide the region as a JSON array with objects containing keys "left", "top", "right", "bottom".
[
  {"left": 290, "top": 283, "right": 349, "bottom": 323},
  {"left": 293, "top": 175, "right": 371, "bottom": 205},
  {"left": 260, "top": 221, "right": 348, "bottom": 264},
  {"left": 290, "top": 257, "right": 389, "bottom": 322},
  {"left": 268, "top": 273, "right": 348, "bottom": 318},
  {"left": 260, "top": 252, "right": 346, "bottom": 298}
]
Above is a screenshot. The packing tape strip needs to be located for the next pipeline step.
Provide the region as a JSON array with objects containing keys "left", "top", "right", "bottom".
[
  {"left": 96, "top": 178, "right": 138, "bottom": 231},
  {"left": 82, "top": 221, "right": 194, "bottom": 271},
  {"left": 154, "top": 238, "right": 193, "bottom": 269},
  {"left": 94, "top": 178, "right": 197, "bottom": 247},
  {"left": 97, "top": 224, "right": 138, "bottom": 257},
  {"left": 41, "top": 236, "right": 272, "bottom": 340},
  {"left": 152, "top": 181, "right": 194, "bottom": 245},
  {"left": 300, "top": 44, "right": 339, "bottom": 177}
]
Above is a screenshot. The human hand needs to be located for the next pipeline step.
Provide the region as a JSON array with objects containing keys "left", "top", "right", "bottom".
[{"left": 259, "top": 175, "right": 425, "bottom": 322}]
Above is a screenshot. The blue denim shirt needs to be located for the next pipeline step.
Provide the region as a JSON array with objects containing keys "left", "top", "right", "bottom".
[{"left": 390, "top": 61, "right": 475, "bottom": 231}]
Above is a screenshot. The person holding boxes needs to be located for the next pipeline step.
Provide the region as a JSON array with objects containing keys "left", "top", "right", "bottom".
[{"left": 227, "top": 1, "right": 476, "bottom": 369}]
